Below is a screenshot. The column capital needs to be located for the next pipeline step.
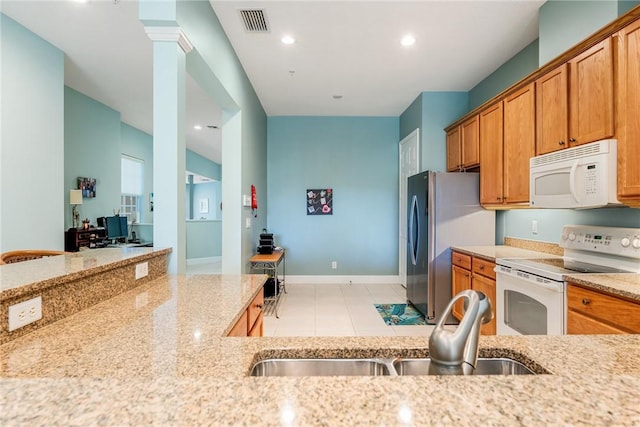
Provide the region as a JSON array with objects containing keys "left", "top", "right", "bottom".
[{"left": 144, "top": 26, "right": 193, "bottom": 53}]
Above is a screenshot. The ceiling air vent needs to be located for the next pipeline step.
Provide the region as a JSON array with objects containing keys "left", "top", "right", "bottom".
[{"left": 239, "top": 9, "right": 270, "bottom": 33}]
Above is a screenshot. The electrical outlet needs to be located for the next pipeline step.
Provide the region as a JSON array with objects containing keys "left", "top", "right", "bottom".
[
  {"left": 135, "top": 262, "right": 148, "bottom": 279},
  {"left": 8, "top": 296, "right": 42, "bottom": 332},
  {"left": 331, "top": 261, "right": 337, "bottom": 269},
  {"left": 532, "top": 220, "right": 538, "bottom": 234}
]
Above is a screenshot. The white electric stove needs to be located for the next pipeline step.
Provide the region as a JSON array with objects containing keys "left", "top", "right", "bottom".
[{"left": 495, "top": 225, "right": 640, "bottom": 335}]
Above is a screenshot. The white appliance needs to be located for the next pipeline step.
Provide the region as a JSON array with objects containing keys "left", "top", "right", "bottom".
[
  {"left": 495, "top": 225, "right": 640, "bottom": 336},
  {"left": 406, "top": 171, "right": 495, "bottom": 324},
  {"left": 529, "top": 139, "right": 621, "bottom": 209}
]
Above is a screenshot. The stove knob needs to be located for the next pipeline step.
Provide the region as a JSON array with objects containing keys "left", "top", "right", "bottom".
[
  {"left": 568, "top": 232, "right": 576, "bottom": 241},
  {"left": 633, "top": 238, "right": 640, "bottom": 249},
  {"left": 621, "top": 237, "right": 631, "bottom": 248}
]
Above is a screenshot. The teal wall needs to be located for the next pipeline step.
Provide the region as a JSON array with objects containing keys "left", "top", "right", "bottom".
[
  {"left": 400, "top": 92, "right": 469, "bottom": 172},
  {"left": 420, "top": 92, "right": 469, "bottom": 172},
  {"left": 496, "top": 208, "right": 640, "bottom": 244},
  {"left": 186, "top": 220, "right": 222, "bottom": 258},
  {"left": 186, "top": 150, "right": 221, "bottom": 181},
  {"left": 65, "top": 87, "right": 123, "bottom": 227},
  {"left": 1, "top": 14, "right": 64, "bottom": 251},
  {"left": 468, "top": 40, "right": 539, "bottom": 110},
  {"left": 267, "top": 116, "right": 399, "bottom": 275},
  {"left": 177, "top": 1, "right": 268, "bottom": 272},
  {"left": 539, "top": 0, "right": 618, "bottom": 65}
]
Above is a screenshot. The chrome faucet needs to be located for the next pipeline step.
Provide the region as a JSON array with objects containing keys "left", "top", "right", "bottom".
[{"left": 428, "top": 290, "right": 493, "bottom": 375}]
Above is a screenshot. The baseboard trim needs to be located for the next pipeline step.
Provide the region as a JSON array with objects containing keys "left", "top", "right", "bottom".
[
  {"left": 285, "top": 275, "right": 401, "bottom": 285},
  {"left": 187, "top": 256, "right": 220, "bottom": 265}
]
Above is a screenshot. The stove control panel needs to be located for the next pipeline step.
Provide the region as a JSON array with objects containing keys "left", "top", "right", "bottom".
[{"left": 560, "top": 225, "right": 640, "bottom": 259}]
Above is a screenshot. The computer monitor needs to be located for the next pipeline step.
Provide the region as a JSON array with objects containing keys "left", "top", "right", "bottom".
[
  {"left": 119, "top": 215, "right": 128, "bottom": 240},
  {"left": 106, "top": 215, "right": 126, "bottom": 241}
]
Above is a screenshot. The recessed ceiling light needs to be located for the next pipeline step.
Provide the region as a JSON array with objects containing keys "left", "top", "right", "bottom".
[
  {"left": 401, "top": 35, "right": 416, "bottom": 47},
  {"left": 194, "top": 125, "right": 202, "bottom": 130},
  {"left": 281, "top": 35, "right": 296, "bottom": 45}
]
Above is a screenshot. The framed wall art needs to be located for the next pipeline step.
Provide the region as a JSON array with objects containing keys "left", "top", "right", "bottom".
[
  {"left": 78, "top": 177, "right": 96, "bottom": 198},
  {"left": 307, "top": 188, "right": 332, "bottom": 215}
]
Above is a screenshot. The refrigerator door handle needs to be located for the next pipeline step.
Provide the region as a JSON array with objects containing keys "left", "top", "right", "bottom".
[{"left": 409, "top": 195, "right": 419, "bottom": 266}]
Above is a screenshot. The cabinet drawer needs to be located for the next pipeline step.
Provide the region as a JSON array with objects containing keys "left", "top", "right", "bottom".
[
  {"left": 452, "top": 252, "right": 471, "bottom": 269},
  {"left": 247, "top": 289, "right": 264, "bottom": 331},
  {"left": 472, "top": 257, "right": 496, "bottom": 280},
  {"left": 567, "top": 284, "right": 640, "bottom": 333},
  {"left": 567, "top": 309, "right": 627, "bottom": 335}
]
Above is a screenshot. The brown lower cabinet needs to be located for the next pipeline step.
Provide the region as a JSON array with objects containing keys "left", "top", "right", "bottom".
[
  {"left": 451, "top": 251, "right": 496, "bottom": 335},
  {"left": 227, "top": 289, "right": 264, "bottom": 337},
  {"left": 567, "top": 283, "right": 640, "bottom": 334}
]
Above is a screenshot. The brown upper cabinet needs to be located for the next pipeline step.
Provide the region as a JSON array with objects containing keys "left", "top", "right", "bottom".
[
  {"left": 479, "top": 102, "right": 504, "bottom": 205},
  {"left": 479, "top": 84, "right": 534, "bottom": 207},
  {"left": 447, "top": 115, "right": 480, "bottom": 171},
  {"left": 615, "top": 19, "right": 640, "bottom": 204},
  {"left": 568, "top": 38, "right": 615, "bottom": 146},
  {"left": 503, "top": 84, "right": 535, "bottom": 204},
  {"left": 446, "top": 6, "right": 640, "bottom": 207},
  {"left": 446, "top": 126, "right": 461, "bottom": 171},
  {"left": 535, "top": 39, "right": 614, "bottom": 155},
  {"left": 535, "top": 64, "right": 569, "bottom": 155}
]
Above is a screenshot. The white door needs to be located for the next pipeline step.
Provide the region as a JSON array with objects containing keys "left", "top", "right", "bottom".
[{"left": 399, "top": 129, "right": 420, "bottom": 287}]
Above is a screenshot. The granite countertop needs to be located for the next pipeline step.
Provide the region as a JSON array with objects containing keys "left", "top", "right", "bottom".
[
  {"left": 2, "top": 273, "right": 640, "bottom": 426},
  {"left": 0, "top": 247, "right": 171, "bottom": 300}
]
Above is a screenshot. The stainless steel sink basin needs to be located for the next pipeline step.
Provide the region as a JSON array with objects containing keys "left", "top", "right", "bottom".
[
  {"left": 392, "top": 357, "right": 536, "bottom": 376},
  {"left": 250, "top": 358, "right": 393, "bottom": 377}
]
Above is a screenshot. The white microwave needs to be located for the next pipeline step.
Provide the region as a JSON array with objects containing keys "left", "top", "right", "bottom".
[{"left": 530, "top": 139, "right": 621, "bottom": 209}]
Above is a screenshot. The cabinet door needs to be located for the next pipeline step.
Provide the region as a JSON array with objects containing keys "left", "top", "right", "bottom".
[
  {"left": 446, "top": 127, "right": 461, "bottom": 172},
  {"left": 451, "top": 265, "right": 471, "bottom": 321},
  {"left": 569, "top": 38, "right": 614, "bottom": 145},
  {"left": 503, "top": 83, "right": 535, "bottom": 204},
  {"left": 479, "top": 102, "right": 504, "bottom": 205},
  {"left": 471, "top": 274, "right": 496, "bottom": 336},
  {"left": 227, "top": 311, "right": 248, "bottom": 337},
  {"left": 616, "top": 20, "right": 640, "bottom": 203},
  {"left": 536, "top": 64, "right": 568, "bottom": 155},
  {"left": 461, "top": 115, "right": 480, "bottom": 169}
]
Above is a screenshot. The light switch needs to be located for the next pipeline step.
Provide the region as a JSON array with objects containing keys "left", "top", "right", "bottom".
[{"left": 246, "top": 217, "right": 251, "bottom": 228}]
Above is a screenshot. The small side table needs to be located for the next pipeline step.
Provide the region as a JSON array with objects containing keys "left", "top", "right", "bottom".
[{"left": 249, "top": 250, "right": 286, "bottom": 318}]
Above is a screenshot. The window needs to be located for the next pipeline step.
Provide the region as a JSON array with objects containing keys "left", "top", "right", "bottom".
[{"left": 121, "top": 155, "right": 144, "bottom": 223}]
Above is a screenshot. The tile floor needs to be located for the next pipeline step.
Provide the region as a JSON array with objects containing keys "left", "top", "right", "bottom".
[
  {"left": 262, "top": 282, "right": 436, "bottom": 337},
  {"left": 185, "top": 260, "right": 435, "bottom": 337}
]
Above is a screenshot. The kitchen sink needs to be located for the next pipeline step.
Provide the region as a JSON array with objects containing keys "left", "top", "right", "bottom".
[
  {"left": 250, "top": 358, "right": 393, "bottom": 377},
  {"left": 392, "top": 357, "right": 536, "bottom": 376},
  {"left": 250, "top": 357, "right": 538, "bottom": 377}
]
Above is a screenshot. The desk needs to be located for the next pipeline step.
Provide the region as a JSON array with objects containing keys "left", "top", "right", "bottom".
[{"left": 249, "top": 250, "right": 286, "bottom": 317}]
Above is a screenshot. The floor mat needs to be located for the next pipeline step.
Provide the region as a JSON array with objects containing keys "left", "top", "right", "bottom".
[{"left": 374, "top": 303, "right": 427, "bottom": 326}]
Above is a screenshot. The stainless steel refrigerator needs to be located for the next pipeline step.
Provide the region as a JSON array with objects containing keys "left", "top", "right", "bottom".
[{"left": 406, "top": 171, "right": 495, "bottom": 324}]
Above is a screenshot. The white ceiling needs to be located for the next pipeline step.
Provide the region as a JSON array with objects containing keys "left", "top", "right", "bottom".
[
  {"left": 210, "top": 0, "right": 546, "bottom": 116},
  {"left": 2, "top": 0, "right": 546, "bottom": 164}
]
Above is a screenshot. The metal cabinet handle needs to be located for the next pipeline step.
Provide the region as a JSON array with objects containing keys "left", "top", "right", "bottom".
[
  {"left": 581, "top": 298, "right": 591, "bottom": 306},
  {"left": 569, "top": 137, "right": 576, "bottom": 143},
  {"left": 559, "top": 140, "right": 565, "bottom": 146},
  {"left": 479, "top": 265, "right": 484, "bottom": 270},
  {"left": 256, "top": 304, "right": 263, "bottom": 309}
]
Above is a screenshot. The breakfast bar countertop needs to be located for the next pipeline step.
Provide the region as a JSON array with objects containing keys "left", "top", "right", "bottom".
[{"left": 1, "top": 273, "right": 640, "bottom": 426}]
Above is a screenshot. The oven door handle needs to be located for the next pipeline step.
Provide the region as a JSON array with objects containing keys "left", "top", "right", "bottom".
[{"left": 495, "top": 266, "right": 564, "bottom": 292}]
